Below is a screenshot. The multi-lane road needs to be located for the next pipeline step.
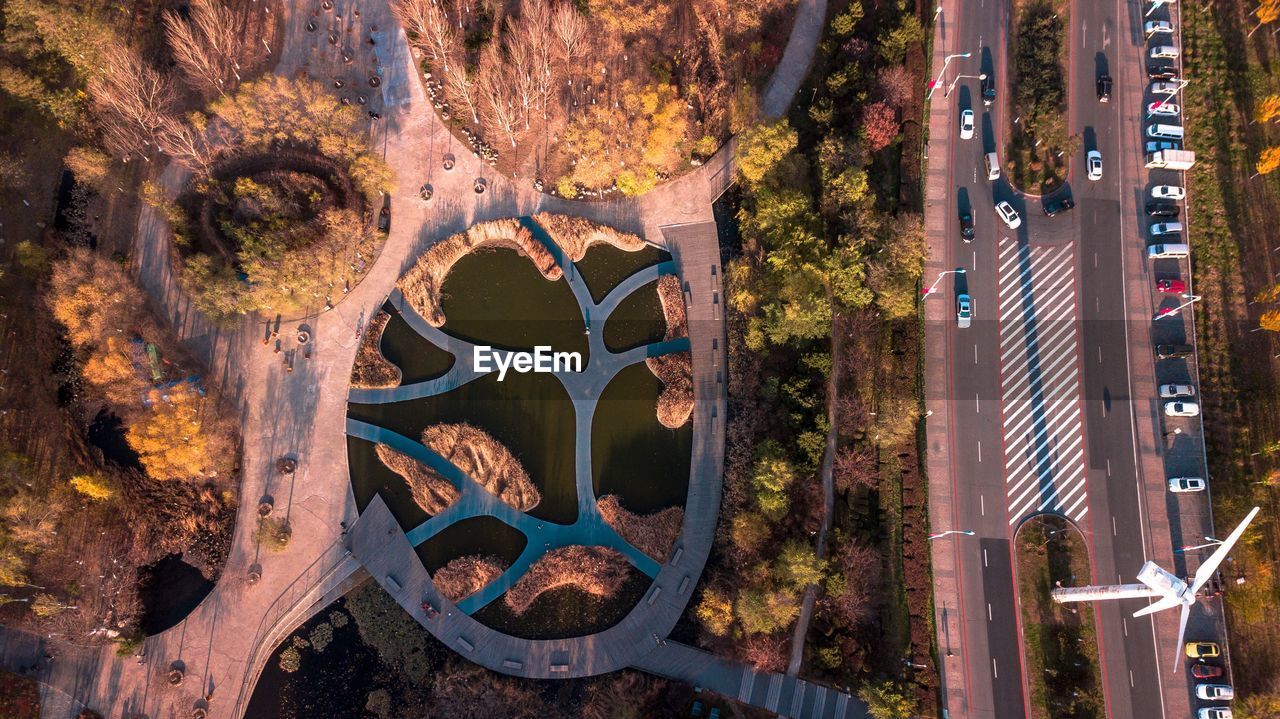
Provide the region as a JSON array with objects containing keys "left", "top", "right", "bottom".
[{"left": 925, "top": 0, "right": 1223, "bottom": 717}]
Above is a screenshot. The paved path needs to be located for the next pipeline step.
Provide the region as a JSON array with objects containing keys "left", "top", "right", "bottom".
[{"left": 0, "top": 0, "right": 834, "bottom": 713}]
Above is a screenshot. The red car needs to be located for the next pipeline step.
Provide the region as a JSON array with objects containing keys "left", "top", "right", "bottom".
[
  {"left": 1192, "top": 664, "right": 1224, "bottom": 679},
  {"left": 1157, "top": 278, "right": 1187, "bottom": 294}
]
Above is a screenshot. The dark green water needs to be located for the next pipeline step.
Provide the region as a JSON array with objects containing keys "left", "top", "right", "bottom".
[
  {"left": 602, "top": 279, "right": 666, "bottom": 352},
  {"left": 348, "top": 436, "right": 430, "bottom": 530},
  {"left": 439, "top": 248, "right": 587, "bottom": 359},
  {"left": 471, "top": 566, "right": 652, "bottom": 640},
  {"left": 378, "top": 306, "right": 454, "bottom": 384},
  {"left": 573, "top": 243, "right": 670, "bottom": 304},
  {"left": 348, "top": 369, "right": 578, "bottom": 525},
  {"left": 591, "top": 363, "right": 692, "bottom": 513},
  {"left": 415, "top": 516, "right": 526, "bottom": 573}
]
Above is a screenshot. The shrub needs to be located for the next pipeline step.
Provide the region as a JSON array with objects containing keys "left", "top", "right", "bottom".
[
  {"left": 256, "top": 516, "right": 291, "bottom": 552},
  {"left": 70, "top": 474, "right": 114, "bottom": 501}
]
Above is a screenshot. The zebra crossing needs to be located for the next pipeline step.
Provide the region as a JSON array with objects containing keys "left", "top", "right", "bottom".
[{"left": 997, "top": 237, "right": 1089, "bottom": 524}]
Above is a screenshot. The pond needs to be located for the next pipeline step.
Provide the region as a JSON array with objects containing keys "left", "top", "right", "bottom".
[
  {"left": 378, "top": 303, "right": 454, "bottom": 384},
  {"left": 591, "top": 363, "right": 692, "bottom": 513},
  {"left": 136, "top": 554, "right": 214, "bottom": 636},
  {"left": 573, "top": 243, "right": 671, "bottom": 304},
  {"left": 87, "top": 409, "right": 142, "bottom": 471},
  {"left": 415, "top": 515, "right": 526, "bottom": 574},
  {"left": 601, "top": 279, "right": 667, "bottom": 353}
]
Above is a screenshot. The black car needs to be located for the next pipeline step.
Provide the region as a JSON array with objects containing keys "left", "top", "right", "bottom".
[
  {"left": 1043, "top": 197, "right": 1076, "bottom": 217},
  {"left": 981, "top": 74, "right": 996, "bottom": 106},
  {"left": 960, "top": 209, "right": 975, "bottom": 241},
  {"left": 1147, "top": 62, "right": 1179, "bottom": 80},
  {"left": 1146, "top": 202, "right": 1180, "bottom": 218},
  {"left": 1096, "top": 74, "right": 1112, "bottom": 102},
  {"left": 1156, "top": 343, "right": 1193, "bottom": 359}
]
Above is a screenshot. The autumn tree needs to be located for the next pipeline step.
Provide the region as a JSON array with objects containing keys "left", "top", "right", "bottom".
[
  {"left": 70, "top": 474, "right": 116, "bottom": 501},
  {"left": 735, "top": 120, "right": 798, "bottom": 185},
  {"left": 1252, "top": 0, "right": 1280, "bottom": 36},
  {"left": 877, "top": 65, "right": 915, "bottom": 110},
  {"left": 163, "top": 0, "right": 248, "bottom": 97},
  {"left": 859, "top": 680, "right": 917, "bottom": 719},
  {"left": 749, "top": 441, "right": 798, "bottom": 519},
  {"left": 1255, "top": 94, "right": 1280, "bottom": 124},
  {"left": 64, "top": 147, "right": 112, "bottom": 191},
  {"left": 1258, "top": 146, "right": 1280, "bottom": 176},
  {"left": 735, "top": 587, "right": 800, "bottom": 634},
  {"left": 695, "top": 587, "right": 735, "bottom": 636},
  {"left": 126, "top": 384, "right": 211, "bottom": 481},
  {"left": 48, "top": 248, "right": 146, "bottom": 348},
  {"left": 82, "top": 336, "right": 147, "bottom": 407},
  {"left": 862, "top": 101, "right": 900, "bottom": 152}
]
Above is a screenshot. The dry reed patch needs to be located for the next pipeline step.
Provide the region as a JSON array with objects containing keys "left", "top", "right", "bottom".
[
  {"left": 504, "top": 545, "right": 630, "bottom": 615},
  {"left": 351, "top": 311, "right": 401, "bottom": 389},
  {"left": 375, "top": 443, "right": 460, "bottom": 515},
  {"left": 433, "top": 555, "right": 507, "bottom": 603},
  {"left": 656, "top": 274, "right": 688, "bottom": 339},
  {"left": 421, "top": 423, "right": 541, "bottom": 511},
  {"left": 597, "top": 495, "right": 684, "bottom": 562},
  {"left": 646, "top": 273, "right": 694, "bottom": 428},
  {"left": 531, "top": 213, "right": 646, "bottom": 261},
  {"left": 398, "top": 219, "right": 562, "bottom": 327}
]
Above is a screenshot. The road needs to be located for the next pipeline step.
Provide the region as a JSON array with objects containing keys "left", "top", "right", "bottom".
[{"left": 924, "top": 0, "right": 1220, "bottom": 717}]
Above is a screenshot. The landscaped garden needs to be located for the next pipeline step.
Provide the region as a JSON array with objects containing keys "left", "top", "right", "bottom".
[
  {"left": 346, "top": 214, "right": 694, "bottom": 639},
  {"left": 1005, "top": 0, "right": 1074, "bottom": 194}
]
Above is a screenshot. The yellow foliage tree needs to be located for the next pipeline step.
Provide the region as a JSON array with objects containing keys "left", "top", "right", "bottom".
[
  {"left": 1256, "top": 94, "right": 1280, "bottom": 124},
  {"left": 1261, "top": 309, "right": 1280, "bottom": 332},
  {"left": 1258, "top": 0, "right": 1280, "bottom": 27},
  {"left": 694, "top": 588, "right": 735, "bottom": 636},
  {"left": 1257, "top": 146, "right": 1280, "bottom": 176},
  {"left": 48, "top": 247, "right": 144, "bottom": 348},
  {"left": 126, "top": 384, "right": 210, "bottom": 481},
  {"left": 83, "top": 336, "right": 147, "bottom": 408},
  {"left": 70, "top": 474, "right": 115, "bottom": 501}
]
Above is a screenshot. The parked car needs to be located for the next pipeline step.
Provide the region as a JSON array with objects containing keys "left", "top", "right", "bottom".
[
  {"left": 1186, "top": 642, "right": 1222, "bottom": 659},
  {"left": 960, "top": 109, "right": 975, "bottom": 139},
  {"left": 1156, "top": 343, "right": 1194, "bottom": 359},
  {"left": 1192, "top": 664, "right": 1225, "bottom": 679},
  {"left": 1147, "top": 202, "right": 1180, "bottom": 217},
  {"left": 1165, "top": 401, "right": 1201, "bottom": 417},
  {"left": 1196, "top": 684, "right": 1235, "bottom": 701},
  {"left": 1148, "top": 62, "right": 1180, "bottom": 80},
  {"left": 1151, "top": 222, "right": 1184, "bottom": 236},
  {"left": 1151, "top": 184, "right": 1186, "bottom": 200},
  {"left": 981, "top": 74, "right": 996, "bottom": 106},
  {"left": 1197, "top": 709, "right": 1233, "bottom": 719},
  {"left": 960, "top": 208, "right": 975, "bottom": 242},
  {"left": 1168, "top": 477, "right": 1207, "bottom": 493},
  {"left": 1043, "top": 197, "right": 1075, "bottom": 217},
  {"left": 1150, "top": 45, "right": 1180, "bottom": 59},
  {"left": 995, "top": 201, "right": 1022, "bottom": 229},
  {"left": 1157, "top": 278, "right": 1187, "bottom": 293},
  {"left": 1151, "top": 81, "right": 1183, "bottom": 94},
  {"left": 1145, "top": 20, "right": 1174, "bottom": 34},
  {"left": 1160, "top": 383, "right": 1196, "bottom": 398},
  {"left": 1086, "top": 150, "right": 1103, "bottom": 181},
  {"left": 1147, "top": 101, "right": 1180, "bottom": 116},
  {"left": 1146, "top": 140, "right": 1183, "bottom": 154},
  {"left": 957, "top": 293, "right": 973, "bottom": 329},
  {"left": 1097, "top": 74, "right": 1112, "bottom": 102}
]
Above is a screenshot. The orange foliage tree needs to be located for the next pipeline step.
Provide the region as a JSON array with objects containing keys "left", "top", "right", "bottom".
[
  {"left": 126, "top": 384, "right": 211, "bottom": 481},
  {"left": 1257, "top": 146, "right": 1280, "bottom": 176}
]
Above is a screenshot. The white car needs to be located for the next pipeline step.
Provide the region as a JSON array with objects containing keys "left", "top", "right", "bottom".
[
  {"left": 1151, "top": 45, "right": 1180, "bottom": 59},
  {"left": 1159, "top": 383, "right": 1196, "bottom": 398},
  {"left": 1198, "top": 708, "right": 1233, "bottom": 719},
  {"left": 1168, "top": 477, "right": 1206, "bottom": 493},
  {"left": 1086, "top": 150, "right": 1103, "bottom": 181},
  {"left": 1151, "top": 185, "right": 1186, "bottom": 200},
  {"left": 960, "top": 109, "right": 975, "bottom": 139},
  {"left": 1147, "top": 101, "right": 1180, "bottom": 116},
  {"left": 995, "top": 201, "right": 1022, "bottom": 229},
  {"left": 1165, "top": 401, "right": 1200, "bottom": 417},
  {"left": 1195, "top": 684, "right": 1235, "bottom": 701},
  {"left": 1152, "top": 222, "right": 1184, "bottom": 236},
  {"left": 1145, "top": 20, "right": 1174, "bottom": 34}
]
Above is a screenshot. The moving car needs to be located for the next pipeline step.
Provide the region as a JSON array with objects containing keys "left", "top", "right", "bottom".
[
  {"left": 1146, "top": 202, "right": 1180, "bottom": 217},
  {"left": 1151, "top": 222, "right": 1184, "bottom": 236},
  {"left": 960, "top": 109, "right": 975, "bottom": 139},
  {"left": 1151, "top": 81, "right": 1183, "bottom": 94},
  {"left": 995, "top": 201, "right": 1022, "bottom": 229},
  {"left": 1196, "top": 684, "right": 1235, "bottom": 701},
  {"left": 1148, "top": 62, "right": 1180, "bottom": 80},
  {"left": 960, "top": 208, "right": 975, "bottom": 242},
  {"left": 1165, "top": 401, "right": 1201, "bottom": 417},
  {"left": 1197, "top": 709, "right": 1233, "bottom": 719},
  {"left": 1097, "top": 74, "right": 1112, "bottom": 102},
  {"left": 1043, "top": 197, "right": 1075, "bottom": 217},
  {"left": 1168, "top": 477, "right": 1207, "bottom": 493},
  {"left": 1157, "top": 278, "right": 1187, "bottom": 293},
  {"left": 985, "top": 152, "right": 1002, "bottom": 180},
  {"left": 1151, "top": 45, "right": 1180, "bottom": 59},
  {"left": 1147, "top": 101, "right": 1180, "bottom": 116},
  {"left": 981, "top": 73, "right": 996, "bottom": 106},
  {"left": 1156, "top": 343, "right": 1194, "bottom": 359},
  {"left": 1192, "top": 664, "right": 1225, "bottom": 679},
  {"left": 957, "top": 294, "right": 973, "bottom": 329},
  {"left": 1086, "top": 150, "right": 1103, "bottom": 181},
  {"left": 1145, "top": 20, "right": 1174, "bottom": 34},
  {"left": 1151, "top": 185, "right": 1186, "bottom": 200},
  {"left": 1159, "top": 383, "right": 1196, "bottom": 398},
  {"left": 1186, "top": 642, "right": 1222, "bottom": 659}
]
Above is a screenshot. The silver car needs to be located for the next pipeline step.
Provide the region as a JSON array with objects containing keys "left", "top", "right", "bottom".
[
  {"left": 1159, "top": 383, "right": 1195, "bottom": 398},
  {"left": 1195, "top": 683, "right": 1234, "bottom": 701}
]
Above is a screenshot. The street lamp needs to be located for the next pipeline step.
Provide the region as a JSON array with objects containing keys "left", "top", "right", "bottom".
[
  {"left": 1148, "top": 79, "right": 1190, "bottom": 116},
  {"left": 1154, "top": 294, "right": 1201, "bottom": 320},
  {"left": 946, "top": 73, "right": 985, "bottom": 99},
  {"left": 1176, "top": 536, "right": 1223, "bottom": 553},
  {"left": 929, "top": 529, "right": 976, "bottom": 540},
  {"left": 1146, "top": 0, "right": 1173, "bottom": 17},
  {"left": 928, "top": 52, "right": 972, "bottom": 100},
  {"left": 923, "top": 268, "right": 966, "bottom": 297}
]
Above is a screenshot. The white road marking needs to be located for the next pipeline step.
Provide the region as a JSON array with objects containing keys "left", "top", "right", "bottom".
[
  {"left": 984, "top": 548, "right": 988, "bottom": 567},
  {"left": 1113, "top": 516, "right": 1118, "bottom": 536},
  {"left": 1123, "top": 617, "right": 1129, "bottom": 636},
  {"left": 1130, "top": 670, "right": 1135, "bottom": 688},
  {"left": 981, "top": 494, "right": 986, "bottom": 516},
  {"left": 978, "top": 440, "right": 983, "bottom": 462},
  {"left": 975, "top": 343, "right": 979, "bottom": 364},
  {"left": 988, "top": 603, "right": 993, "bottom": 621},
  {"left": 1107, "top": 459, "right": 1112, "bottom": 477},
  {"left": 992, "top": 659, "right": 998, "bottom": 679},
  {"left": 976, "top": 394, "right": 981, "bottom": 413}
]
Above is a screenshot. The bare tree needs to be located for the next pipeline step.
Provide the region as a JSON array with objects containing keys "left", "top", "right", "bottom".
[
  {"left": 517, "top": 0, "right": 557, "bottom": 120},
  {"left": 393, "top": 0, "right": 457, "bottom": 72},
  {"left": 477, "top": 49, "right": 522, "bottom": 148},
  {"left": 443, "top": 62, "right": 481, "bottom": 124},
  {"left": 154, "top": 115, "right": 218, "bottom": 176},
  {"left": 507, "top": 29, "right": 538, "bottom": 129},
  {"left": 89, "top": 44, "right": 177, "bottom": 160},
  {"left": 163, "top": 0, "right": 246, "bottom": 97},
  {"left": 551, "top": 2, "right": 588, "bottom": 71}
]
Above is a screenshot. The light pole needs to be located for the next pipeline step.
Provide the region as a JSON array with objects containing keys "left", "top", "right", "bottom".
[
  {"left": 929, "top": 529, "right": 976, "bottom": 540},
  {"left": 923, "top": 268, "right": 965, "bottom": 297},
  {"left": 1148, "top": 79, "right": 1190, "bottom": 116},
  {"left": 946, "top": 73, "right": 985, "bottom": 99},
  {"left": 1145, "top": 0, "right": 1171, "bottom": 17},
  {"left": 928, "top": 52, "right": 972, "bottom": 100},
  {"left": 1176, "top": 536, "right": 1223, "bottom": 553},
  {"left": 1154, "top": 294, "right": 1201, "bottom": 320}
]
